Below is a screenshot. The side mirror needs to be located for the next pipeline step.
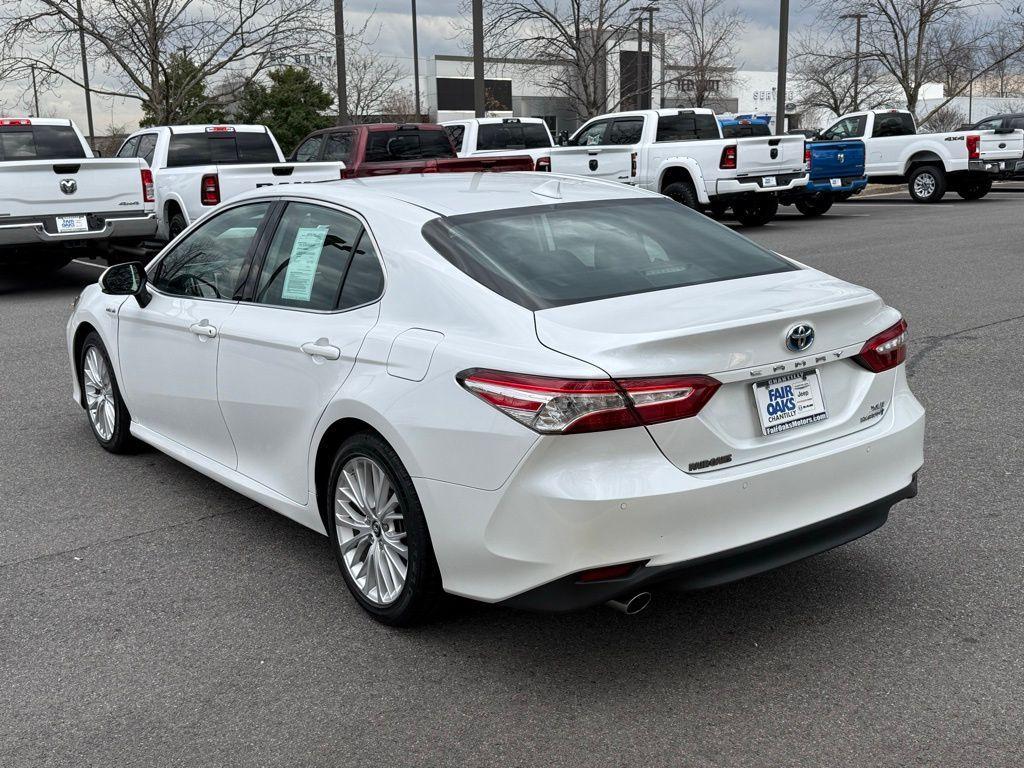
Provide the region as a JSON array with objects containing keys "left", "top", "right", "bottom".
[{"left": 100, "top": 261, "right": 151, "bottom": 308}]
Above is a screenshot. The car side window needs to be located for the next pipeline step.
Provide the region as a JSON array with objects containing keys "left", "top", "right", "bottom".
[
  {"left": 151, "top": 203, "right": 270, "bottom": 300},
  {"left": 136, "top": 134, "right": 157, "bottom": 165},
  {"left": 117, "top": 136, "right": 140, "bottom": 158},
  {"left": 1011, "top": 118, "right": 1024, "bottom": 131},
  {"left": 253, "top": 202, "right": 366, "bottom": 311},
  {"left": 338, "top": 233, "right": 384, "bottom": 310},
  {"left": 294, "top": 136, "right": 323, "bottom": 162},
  {"left": 872, "top": 113, "right": 914, "bottom": 138},
  {"left": 571, "top": 120, "right": 611, "bottom": 146},
  {"left": 445, "top": 125, "right": 465, "bottom": 152},
  {"left": 607, "top": 118, "right": 644, "bottom": 145},
  {"left": 821, "top": 116, "right": 866, "bottom": 140}
]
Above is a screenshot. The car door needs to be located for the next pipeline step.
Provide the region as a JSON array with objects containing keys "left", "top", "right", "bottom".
[
  {"left": 554, "top": 117, "right": 640, "bottom": 181},
  {"left": 216, "top": 201, "right": 384, "bottom": 503},
  {"left": 550, "top": 118, "right": 613, "bottom": 176},
  {"left": 116, "top": 202, "right": 272, "bottom": 468}
]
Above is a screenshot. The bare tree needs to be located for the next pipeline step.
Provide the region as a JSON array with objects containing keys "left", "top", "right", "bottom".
[
  {"left": 663, "top": 0, "right": 744, "bottom": 108},
  {"left": 983, "top": 26, "right": 1024, "bottom": 97},
  {"left": 1, "top": 0, "right": 327, "bottom": 124},
  {"left": 791, "top": 31, "right": 897, "bottom": 122},
  {"left": 470, "top": 0, "right": 647, "bottom": 120},
  {"left": 918, "top": 103, "right": 967, "bottom": 131}
]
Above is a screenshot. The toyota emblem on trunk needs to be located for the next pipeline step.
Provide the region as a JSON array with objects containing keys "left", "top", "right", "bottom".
[
  {"left": 60, "top": 178, "right": 78, "bottom": 195},
  {"left": 785, "top": 324, "right": 815, "bottom": 352}
]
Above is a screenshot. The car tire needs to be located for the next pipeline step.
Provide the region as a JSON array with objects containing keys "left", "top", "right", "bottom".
[
  {"left": 167, "top": 211, "right": 188, "bottom": 240},
  {"left": 663, "top": 180, "right": 699, "bottom": 210},
  {"left": 794, "top": 194, "right": 834, "bottom": 217},
  {"left": 908, "top": 165, "right": 946, "bottom": 203},
  {"left": 956, "top": 177, "right": 992, "bottom": 200},
  {"left": 731, "top": 196, "right": 779, "bottom": 226},
  {"left": 79, "top": 332, "right": 141, "bottom": 454},
  {"left": 326, "top": 431, "right": 444, "bottom": 626}
]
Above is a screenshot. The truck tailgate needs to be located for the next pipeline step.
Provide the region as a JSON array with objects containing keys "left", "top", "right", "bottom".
[
  {"left": 0, "top": 158, "right": 147, "bottom": 217},
  {"left": 978, "top": 129, "right": 1024, "bottom": 161},
  {"left": 807, "top": 140, "right": 865, "bottom": 180},
  {"left": 216, "top": 161, "right": 344, "bottom": 200},
  {"left": 734, "top": 135, "right": 806, "bottom": 175}
]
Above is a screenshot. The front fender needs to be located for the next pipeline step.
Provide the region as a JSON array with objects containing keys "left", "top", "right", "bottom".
[{"left": 66, "top": 283, "right": 128, "bottom": 407}]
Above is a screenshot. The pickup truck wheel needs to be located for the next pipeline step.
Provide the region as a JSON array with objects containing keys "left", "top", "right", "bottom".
[
  {"left": 663, "top": 181, "right": 699, "bottom": 210},
  {"left": 794, "top": 194, "right": 834, "bottom": 217},
  {"left": 731, "top": 196, "right": 779, "bottom": 227},
  {"left": 167, "top": 211, "right": 188, "bottom": 240},
  {"left": 707, "top": 201, "right": 730, "bottom": 218},
  {"left": 956, "top": 177, "right": 992, "bottom": 200},
  {"left": 908, "top": 165, "right": 946, "bottom": 203}
]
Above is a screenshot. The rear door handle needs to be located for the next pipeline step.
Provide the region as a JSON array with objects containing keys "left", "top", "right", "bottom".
[
  {"left": 301, "top": 338, "right": 341, "bottom": 360},
  {"left": 189, "top": 321, "right": 217, "bottom": 338}
]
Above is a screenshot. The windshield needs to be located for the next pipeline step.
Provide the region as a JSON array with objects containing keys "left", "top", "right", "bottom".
[{"left": 422, "top": 198, "right": 797, "bottom": 310}]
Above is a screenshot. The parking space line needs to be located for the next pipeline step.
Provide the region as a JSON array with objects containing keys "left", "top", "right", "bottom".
[{"left": 72, "top": 260, "right": 106, "bottom": 270}]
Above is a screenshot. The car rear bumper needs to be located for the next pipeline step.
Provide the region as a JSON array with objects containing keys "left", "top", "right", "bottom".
[
  {"left": 715, "top": 172, "right": 808, "bottom": 197},
  {"left": 0, "top": 211, "right": 158, "bottom": 247},
  {"left": 415, "top": 372, "right": 924, "bottom": 607},
  {"left": 969, "top": 159, "right": 1018, "bottom": 175},
  {"left": 805, "top": 176, "right": 868, "bottom": 194}
]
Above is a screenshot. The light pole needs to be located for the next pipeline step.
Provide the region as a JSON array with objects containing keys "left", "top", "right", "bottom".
[
  {"left": 76, "top": 0, "right": 95, "bottom": 145},
  {"left": 30, "top": 65, "right": 41, "bottom": 116},
  {"left": 411, "top": 0, "right": 421, "bottom": 120},
  {"left": 841, "top": 12, "right": 866, "bottom": 111},
  {"left": 775, "top": 0, "right": 789, "bottom": 133},
  {"left": 472, "top": 0, "right": 485, "bottom": 117},
  {"left": 333, "top": 0, "right": 348, "bottom": 123},
  {"left": 632, "top": 6, "right": 659, "bottom": 110}
]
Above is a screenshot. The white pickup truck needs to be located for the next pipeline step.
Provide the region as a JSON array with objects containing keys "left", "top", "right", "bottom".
[
  {"left": 0, "top": 117, "right": 157, "bottom": 271},
  {"left": 548, "top": 108, "right": 808, "bottom": 226},
  {"left": 819, "top": 109, "right": 1024, "bottom": 202},
  {"left": 116, "top": 124, "right": 346, "bottom": 240},
  {"left": 442, "top": 117, "right": 554, "bottom": 170}
]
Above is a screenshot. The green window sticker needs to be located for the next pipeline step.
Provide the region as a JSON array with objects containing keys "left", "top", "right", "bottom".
[{"left": 281, "top": 225, "right": 330, "bottom": 301}]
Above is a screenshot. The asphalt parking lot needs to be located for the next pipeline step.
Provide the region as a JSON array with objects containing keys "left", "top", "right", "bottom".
[{"left": 3, "top": 187, "right": 1023, "bottom": 768}]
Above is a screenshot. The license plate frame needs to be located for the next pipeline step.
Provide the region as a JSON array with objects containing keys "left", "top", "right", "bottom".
[
  {"left": 762, "top": 176, "right": 777, "bottom": 188},
  {"left": 55, "top": 215, "right": 89, "bottom": 234},
  {"left": 753, "top": 370, "right": 828, "bottom": 436},
  {"left": 830, "top": 177, "right": 842, "bottom": 188}
]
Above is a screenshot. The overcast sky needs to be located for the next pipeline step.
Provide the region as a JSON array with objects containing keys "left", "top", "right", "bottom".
[{"left": 1, "top": 1, "right": 821, "bottom": 133}]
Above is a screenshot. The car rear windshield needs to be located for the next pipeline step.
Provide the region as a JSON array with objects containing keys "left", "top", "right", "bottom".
[
  {"left": 0, "top": 125, "right": 86, "bottom": 161},
  {"left": 721, "top": 122, "right": 772, "bottom": 138},
  {"left": 422, "top": 198, "right": 796, "bottom": 310},
  {"left": 477, "top": 122, "right": 552, "bottom": 150},
  {"left": 364, "top": 129, "right": 456, "bottom": 162},
  {"left": 656, "top": 113, "right": 720, "bottom": 142},
  {"left": 167, "top": 131, "right": 279, "bottom": 167}
]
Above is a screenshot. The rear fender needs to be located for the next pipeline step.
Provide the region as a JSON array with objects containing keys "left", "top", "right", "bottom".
[{"left": 657, "top": 158, "right": 711, "bottom": 204}]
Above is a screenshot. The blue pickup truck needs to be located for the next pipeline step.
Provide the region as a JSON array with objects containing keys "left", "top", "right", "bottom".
[{"left": 778, "top": 139, "right": 868, "bottom": 216}]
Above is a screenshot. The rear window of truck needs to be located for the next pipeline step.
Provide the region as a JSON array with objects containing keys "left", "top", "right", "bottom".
[
  {"left": 477, "top": 122, "right": 552, "bottom": 150},
  {"left": 721, "top": 122, "right": 772, "bottom": 138},
  {"left": 167, "top": 131, "right": 279, "bottom": 167},
  {"left": 363, "top": 130, "right": 456, "bottom": 162},
  {"left": 0, "top": 125, "right": 87, "bottom": 161},
  {"left": 422, "top": 198, "right": 796, "bottom": 310},
  {"left": 656, "top": 113, "right": 720, "bottom": 142}
]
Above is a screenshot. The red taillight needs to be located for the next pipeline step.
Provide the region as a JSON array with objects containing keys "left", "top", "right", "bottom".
[
  {"left": 630, "top": 151, "right": 638, "bottom": 177},
  {"left": 422, "top": 160, "right": 439, "bottom": 174},
  {"left": 854, "top": 319, "right": 908, "bottom": 373},
  {"left": 140, "top": 168, "right": 154, "bottom": 203},
  {"left": 720, "top": 145, "right": 737, "bottom": 169},
  {"left": 205, "top": 125, "right": 235, "bottom": 133},
  {"left": 340, "top": 167, "right": 356, "bottom": 179},
  {"left": 457, "top": 369, "right": 720, "bottom": 435},
  {"left": 0, "top": 118, "right": 31, "bottom": 126},
  {"left": 966, "top": 134, "right": 980, "bottom": 160},
  {"left": 535, "top": 156, "right": 551, "bottom": 172},
  {"left": 200, "top": 173, "right": 220, "bottom": 206},
  {"left": 804, "top": 146, "right": 811, "bottom": 167}
]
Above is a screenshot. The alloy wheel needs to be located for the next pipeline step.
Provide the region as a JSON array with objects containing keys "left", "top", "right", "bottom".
[
  {"left": 335, "top": 456, "right": 408, "bottom": 605},
  {"left": 913, "top": 173, "right": 936, "bottom": 199},
  {"left": 83, "top": 346, "right": 116, "bottom": 441}
]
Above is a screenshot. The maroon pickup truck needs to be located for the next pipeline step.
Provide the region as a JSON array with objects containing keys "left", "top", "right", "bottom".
[{"left": 289, "top": 123, "right": 537, "bottom": 177}]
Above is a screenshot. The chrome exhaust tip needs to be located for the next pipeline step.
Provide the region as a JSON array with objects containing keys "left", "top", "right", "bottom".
[{"left": 606, "top": 591, "right": 652, "bottom": 615}]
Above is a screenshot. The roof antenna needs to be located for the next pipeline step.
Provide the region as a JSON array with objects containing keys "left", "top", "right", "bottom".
[{"left": 532, "top": 179, "right": 562, "bottom": 199}]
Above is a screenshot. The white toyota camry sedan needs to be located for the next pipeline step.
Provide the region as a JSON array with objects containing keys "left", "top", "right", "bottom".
[{"left": 67, "top": 173, "right": 924, "bottom": 625}]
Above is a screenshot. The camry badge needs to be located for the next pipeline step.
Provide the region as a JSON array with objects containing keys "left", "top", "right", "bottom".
[{"left": 785, "top": 324, "right": 815, "bottom": 353}]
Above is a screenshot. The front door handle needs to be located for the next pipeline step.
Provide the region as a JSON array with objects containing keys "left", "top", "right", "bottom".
[
  {"left": 189, "top": 321, "right": 217, "bottom": 338},
  {"left": 301, "top": 338, "right": 341, "bottom": 361}
]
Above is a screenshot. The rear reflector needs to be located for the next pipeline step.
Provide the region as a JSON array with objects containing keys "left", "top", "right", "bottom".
[
  {"left": 0, "top": 118, "right": 31, "bottom": 126},
  {"left": 577, "top": 562, "right": 646, "bottom": 583},
  {"left": 200, "top": 173, "right": 220, "bottom": 206},
  {"left": 720, "top": 145, "right": 737, "bottom": 169},
  {"left": 457, "top": 369, "right": 720, "bottom": 434},
  {"left": 966, "top": 134, "right": 980, "bottom": 160},
  {"left": 535, "top": 156, "right": 551, "bottom": 172},
  {"left": 141, "top": 168, "right": 154, "bottom": 202},
  {"left": 854, "top": 318, "right": 908, "bottom": 373}
]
